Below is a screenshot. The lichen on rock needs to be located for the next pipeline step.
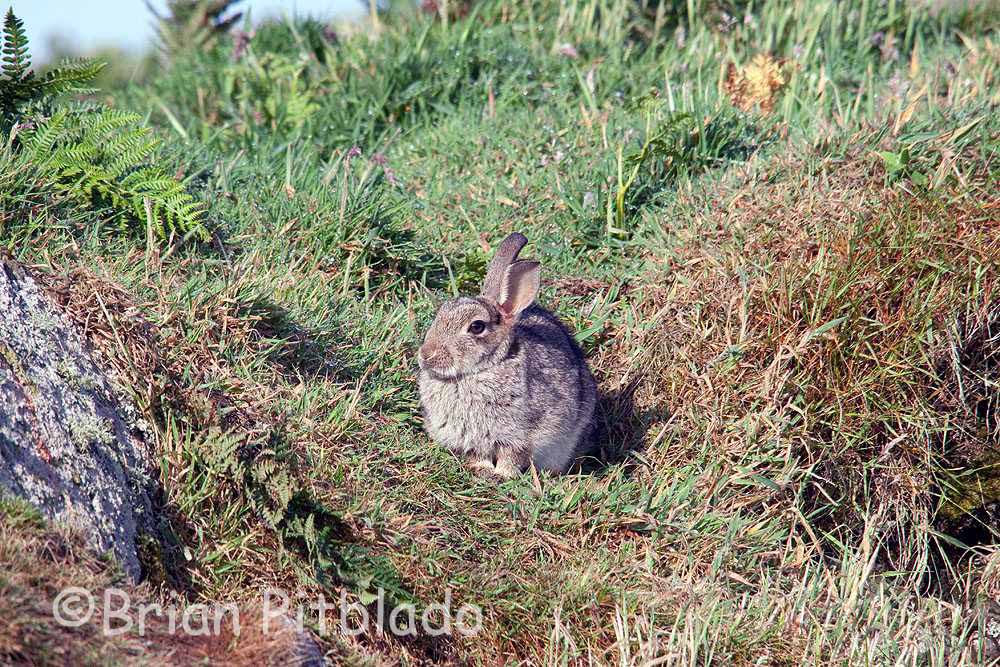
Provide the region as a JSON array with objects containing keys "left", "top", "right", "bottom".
[{"left": 0, "top": 257, "right": 167, "bottom": 581}]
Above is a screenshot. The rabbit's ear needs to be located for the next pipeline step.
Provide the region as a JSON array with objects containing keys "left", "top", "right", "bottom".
[
  {"left": 481, "top": 233, "right": 528, "bottom": 301},
  {"left": 498, "top": 260, "right": 540, "bottom": 317}
]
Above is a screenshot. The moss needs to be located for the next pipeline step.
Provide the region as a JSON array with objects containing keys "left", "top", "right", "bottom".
[
  {"left": 66, "top": 412, "right": 114, "bottom": 449},
  {"left": 55, "top": 358, "right": 99, "bottom": 392},
  {"left": 0, "top": 495, "right": 46, "bottom": 531},
  {"left": 27, "top": 308, "right": 60, "bottom": 335},
  {"left": 938, "top": 453, "right": 1000, "bottom": 520}
]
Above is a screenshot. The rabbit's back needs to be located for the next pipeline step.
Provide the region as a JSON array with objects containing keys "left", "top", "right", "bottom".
[{"left": 515, "top": 306, "right": 597, "bottom": 470}]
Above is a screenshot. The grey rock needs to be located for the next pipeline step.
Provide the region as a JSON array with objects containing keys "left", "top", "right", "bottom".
[{"left": 0, "top": 257, "right": 164, "bottom": 581}]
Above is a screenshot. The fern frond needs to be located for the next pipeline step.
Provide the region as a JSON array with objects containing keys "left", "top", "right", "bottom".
[
  {"left": 39, "top": 58, "right": 104, "bottom": 97},
  {"left": 2, "top": 8, "right": 32, "bottom": 84},
  {"left": 18, "top": 106, "right": 209, "bottom": 242},
  {"left": 19, "top": 108, "right": 68, "bottom": 158},
  {"left": 1, "top": 8, "right": 35, "bottom": 124},
  {"left": 1, "top": 9, "right": 206, "bottom": 242},
  {"left": 1, "top": 10, "right": 104, "bottom": 130}
]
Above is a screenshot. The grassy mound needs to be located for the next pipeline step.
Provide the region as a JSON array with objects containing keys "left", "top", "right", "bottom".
[
  {"left": 633, "top": 127, "right": 998, "bottom": 575},
  {"left": 2, "top": 0, "right": 999, "bottom": 664}
]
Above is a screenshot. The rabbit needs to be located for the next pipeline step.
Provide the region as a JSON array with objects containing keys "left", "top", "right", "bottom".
[{"left": 417, "top": 232, "right": 597, "bottom": 479}]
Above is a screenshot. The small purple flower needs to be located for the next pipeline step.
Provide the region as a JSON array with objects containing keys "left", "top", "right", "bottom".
[
  {"left": 369, "top": 153, "right": 398, "bottom": 185},
  {"left": 343, "top": 146, "right": 363, "bottom": 172},
  {"left": 232, "top": 29, "right": 255, "bottom": 62},
  {"left": 323, "top": 26, "right": 338, "bottom": 43},
  {"left": 557, "top": 43, "right": 578, "bottom": 59}
]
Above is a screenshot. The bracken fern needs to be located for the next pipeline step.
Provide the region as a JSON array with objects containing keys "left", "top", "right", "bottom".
[
  {"left": 1, "top": 7, "right": 208, "bottom": 241},
  {"left": 18, "top": 106, "right": 208, "bottom": 240},
  {"left": 1, "top": 8, "right": 102, "bottom": 131}
]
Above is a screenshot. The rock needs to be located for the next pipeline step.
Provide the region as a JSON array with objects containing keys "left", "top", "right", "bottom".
[{"left": 0, "top": 256, "right": 166, "bottom": 581}]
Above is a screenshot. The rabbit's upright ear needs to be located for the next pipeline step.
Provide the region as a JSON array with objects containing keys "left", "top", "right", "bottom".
[
  {"left": 498, "top": 260, "right": 540, "bottom": 318},
  {"left": 481, "top": 232, "right": 528, "bottom": 301}
]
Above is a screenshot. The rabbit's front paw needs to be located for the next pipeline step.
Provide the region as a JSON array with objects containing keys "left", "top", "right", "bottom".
[
  {"left": 468, "top": 459, "right": 504, "bottom": 482},
  {"left": 495, "top": 445, "right": 529, "bottom": 479}
]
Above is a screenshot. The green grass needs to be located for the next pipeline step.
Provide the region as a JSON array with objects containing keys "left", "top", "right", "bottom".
[{"left": 2, "top": 0, "right": 1000, "bottom": 664}]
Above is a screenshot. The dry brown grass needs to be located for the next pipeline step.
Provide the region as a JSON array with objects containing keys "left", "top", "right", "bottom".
[
  {"left": 545, "top": 135, "right": 999, "bottom": 665},
  {"left": 595, "top": 134, "right": 999, "bottom": 576},
  {"left": 0, "top": 499, "right": 324, "bottom": 666}
]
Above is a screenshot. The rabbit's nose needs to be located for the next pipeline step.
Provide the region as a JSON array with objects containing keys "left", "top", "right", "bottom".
[
  {"left": 418, "top": 343, "right": 435, "bottom": 365},
  {"left": 419, "top": 343, "right": 450, "bottom": 368}
]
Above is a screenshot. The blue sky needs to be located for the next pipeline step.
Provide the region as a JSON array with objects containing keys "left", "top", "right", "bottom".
[{"left": 10, "top": 1, "right": 363, "bottom": 61}]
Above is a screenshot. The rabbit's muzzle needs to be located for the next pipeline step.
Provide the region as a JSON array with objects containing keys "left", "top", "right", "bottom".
[{"left": 417, "top": 342, "right": 453, "bottom": 372}]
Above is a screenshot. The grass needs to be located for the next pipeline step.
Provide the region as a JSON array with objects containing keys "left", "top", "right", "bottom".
[{"left": 2, "top": 0, "right": 999, "bottom": 664}]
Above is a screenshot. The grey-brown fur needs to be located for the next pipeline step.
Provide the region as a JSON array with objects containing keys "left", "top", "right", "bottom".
[{"left": 417, "top": 233, "right": 597, "bottom": 479}]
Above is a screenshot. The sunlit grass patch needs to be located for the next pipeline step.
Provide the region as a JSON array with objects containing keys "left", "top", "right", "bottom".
[{"left": 1, "top": 0, "right": 998, "bottom": 663}]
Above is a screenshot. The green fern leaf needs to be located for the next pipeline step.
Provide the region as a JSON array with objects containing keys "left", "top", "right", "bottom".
[
  {"left": 39, "top": 59, "right": 104, "bottom": 97},
  {"left": 18, "top": 105, "right": 208, "bottom": 242},
  {"left": 1, "top": 10, "right": 103, "bottom": 130},
  {"left": 1, "top": 8, "right": 34, "bottom": 124},
  {"left": 20, "top": 108, "right": 67, "bottom": 157},
  {"left": 2, "top": 8, "right": 31, "bottom": 83}
]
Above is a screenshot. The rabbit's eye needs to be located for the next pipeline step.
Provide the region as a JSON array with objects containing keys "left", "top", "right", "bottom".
[{"left": 467, "top": 320, "right": 486, "bottom": 335}]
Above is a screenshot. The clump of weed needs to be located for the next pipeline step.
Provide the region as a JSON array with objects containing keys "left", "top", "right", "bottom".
[{"left": 608, "top": 92, "right": 770, "bottom": 234}]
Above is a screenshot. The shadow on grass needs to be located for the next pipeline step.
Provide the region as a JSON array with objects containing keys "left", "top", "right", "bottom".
[
  {"left": 139, "top": 493, "right": 199, "bottom": 595},
  {"left": 276, "top": 491, "right": 463, "bottom": 663},
  {"left": 234, "top": 295, "right": 360, "bottom": 382},
  {"left": 574, "top": 376, "right": 667, "bottom": 475}
]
